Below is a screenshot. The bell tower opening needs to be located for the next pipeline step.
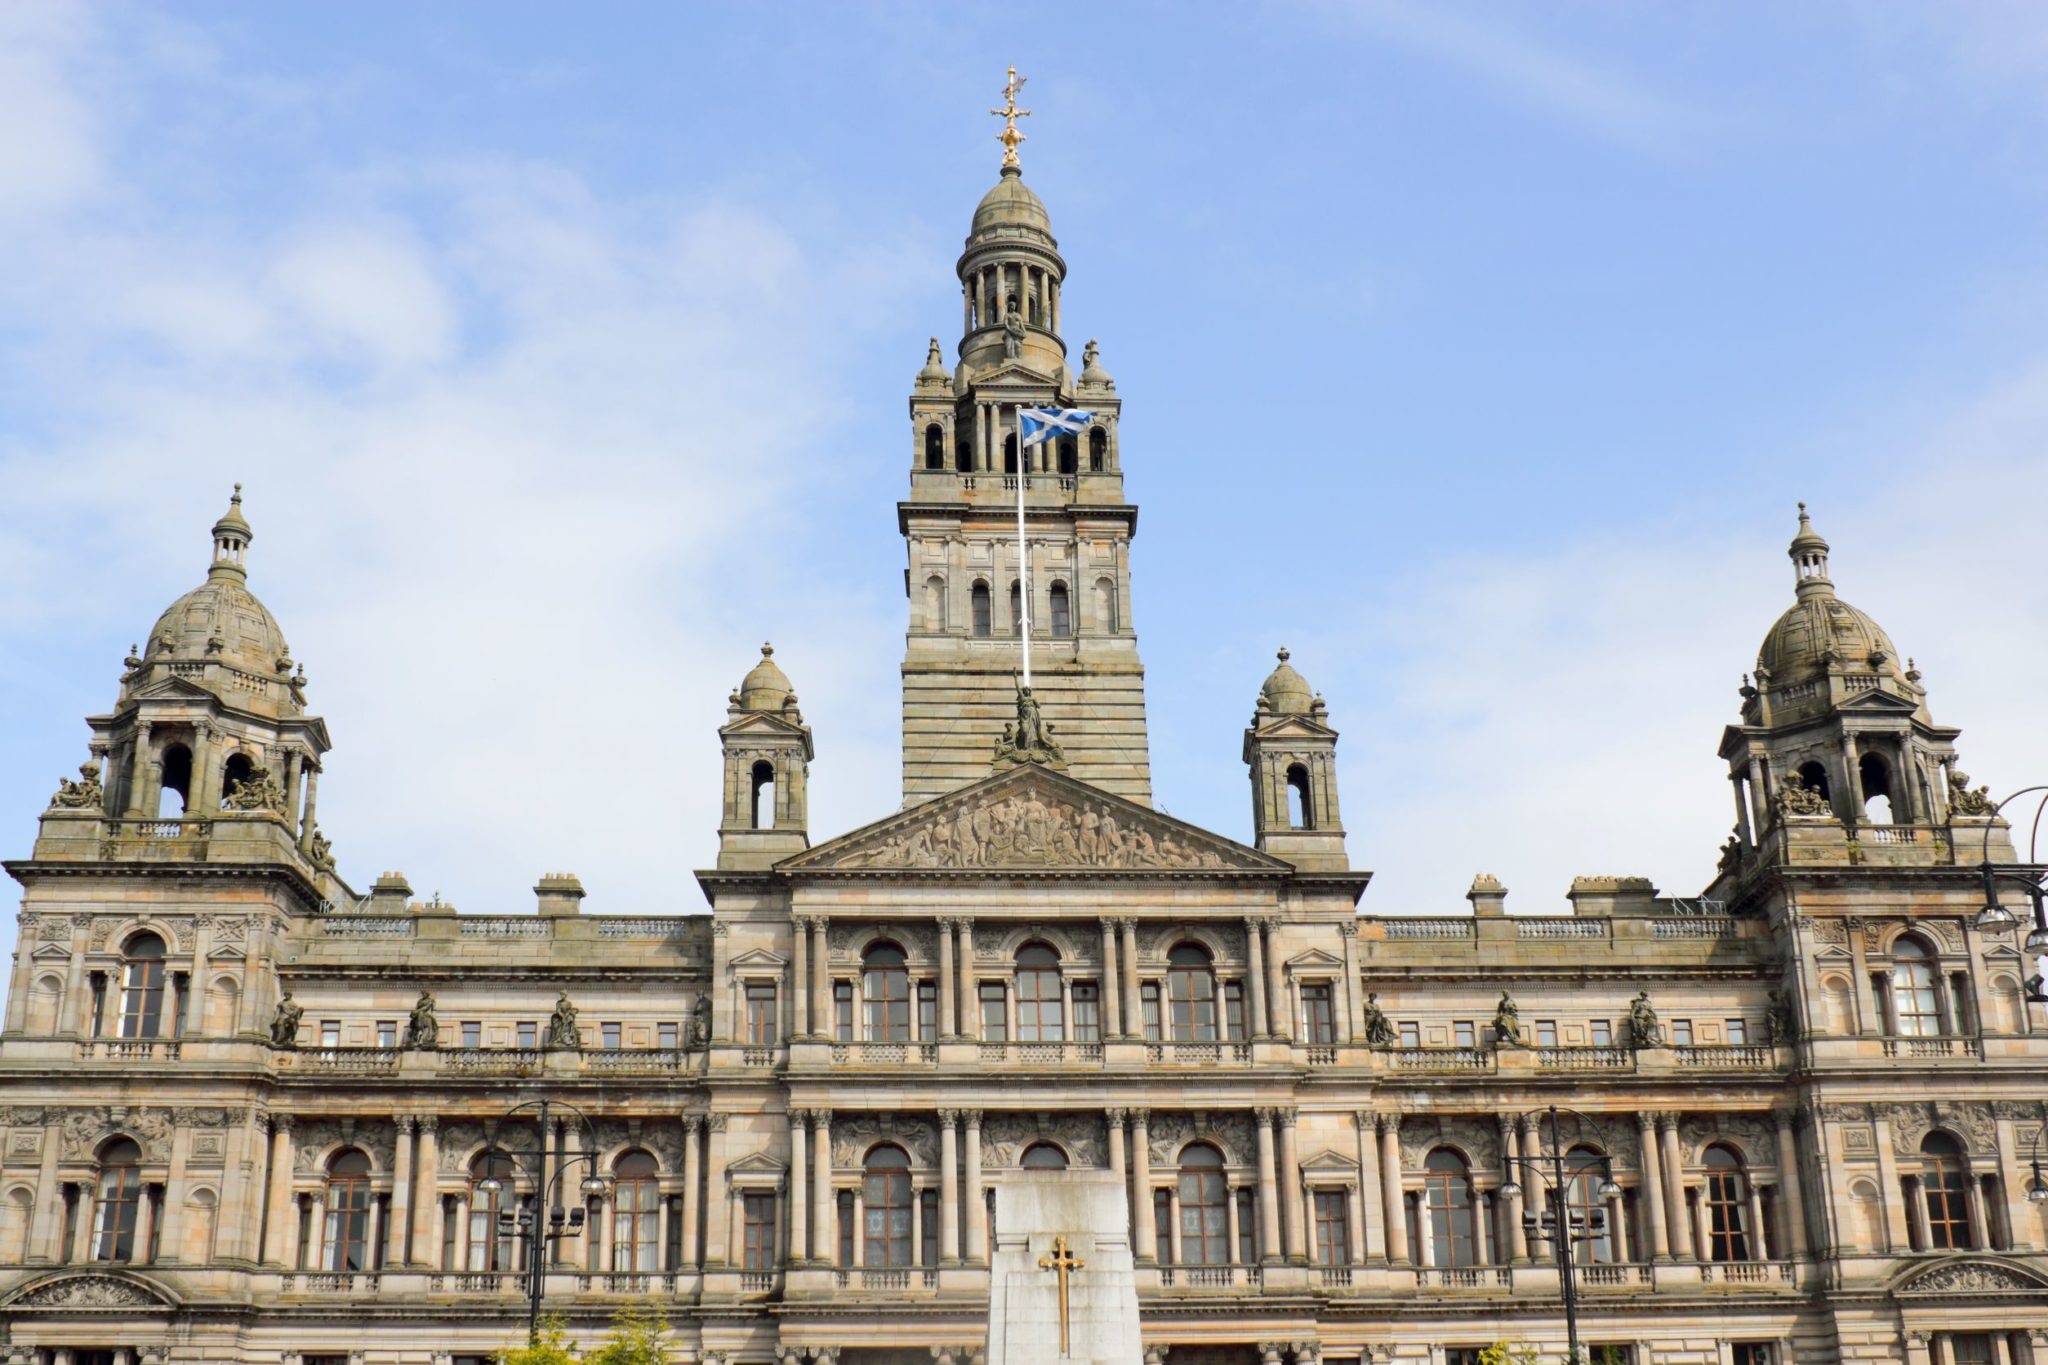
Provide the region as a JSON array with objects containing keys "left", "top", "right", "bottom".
[{"left": 157, "top": 744, "right": 192, "bottom": 817}]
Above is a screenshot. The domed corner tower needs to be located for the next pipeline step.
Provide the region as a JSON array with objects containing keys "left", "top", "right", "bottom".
[
  {"left": 37, "top": 487, "right": 338, "bottom": 877},
  {"left": 899, "top": 78, "right": 1149, "bottom": 808},
  {"left": 1714, "top": 504, "right": 2015, "bottom": 874},
  {"left": 716, "top": 643, "right": 815, "bottom": 871},
  {"left": 1243, "top": 648, "right": 1351, "bottom": 871}
]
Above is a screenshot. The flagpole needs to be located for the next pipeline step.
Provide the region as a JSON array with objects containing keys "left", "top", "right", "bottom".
[{"left": 1015, "top": 405, "right": 1031, "bottom": 690}]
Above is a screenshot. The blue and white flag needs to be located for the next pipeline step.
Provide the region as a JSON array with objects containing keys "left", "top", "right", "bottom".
[{"left": 1018, "top": 407, "right": 1094, "bottom": 447}]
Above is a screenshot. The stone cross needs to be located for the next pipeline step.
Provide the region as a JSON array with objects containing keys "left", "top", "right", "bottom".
[{"left": 1037, "top": 1234, "right": 1085, "bottom": 1357}]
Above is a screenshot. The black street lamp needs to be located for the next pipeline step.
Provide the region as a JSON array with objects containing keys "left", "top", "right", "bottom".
[
  {"left": 475, "top": 1096, "right": 613, "bottom": 1347},
  {"left": 1498, "top": 1105, "right": 1619, "bottom": 1365},
  {"left": 1966, "top": 787, "right": 2048, "bottom": 1002}
]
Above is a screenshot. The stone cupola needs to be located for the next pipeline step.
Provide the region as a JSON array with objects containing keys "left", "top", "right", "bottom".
[
  {"left": 1243, "top": 647, "right": 1349, "bottom": 871},
  {"left": 717, "top": 643, "right": 814, "bottom": 869}
]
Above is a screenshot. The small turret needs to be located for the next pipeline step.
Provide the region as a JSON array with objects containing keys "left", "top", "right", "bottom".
[
  {"left": 1243, "top": 647, "right": 1349, "bottom": 871},
  {"left": 717, "top": 643, "right": 814, "bottom": 870}
]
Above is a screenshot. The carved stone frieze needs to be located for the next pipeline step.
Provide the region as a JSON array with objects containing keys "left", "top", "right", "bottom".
[
  {"left": 1897, "top": 1261, "right": 2048, "bottom": 1295},
  {"left": 1679, "top": 1113, "right": 1773, "bottom": 1166},
  {"left": 1398, "top": 1114, "right": 1501, "bottom": 1171},
  {"left": 1145, "top": 1110, "right": 1254, "bottom": 1166},
  {"left": 58, "top": 1107, "right": 173, "bottom": 1161},
  {"left": 1818, "top": 1103, "right": 1871, "bottom": 1124},
  {"left": 12, "top": 1273, "right": 166, "bottom": 1308},
  {"left": 831, "top": 1114, "right": 936, "bottom": 1168},
  {"left": 1805, "top": 917, "right": 1847, "bottom": 947},
  {"left": 829, "top": 921, "right": 938, "bottom": 962},
  {"left": 984, "top": 1112, "right": 1104, "bottom": 1168},
  {"left": 1885, "top": 1101, "right": 1995, "bottom": 1155}
]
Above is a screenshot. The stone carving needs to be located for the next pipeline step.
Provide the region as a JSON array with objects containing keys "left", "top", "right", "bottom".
[
  {"left": 1491, "top": 991, "right": 1522, "bottom": 1047},
  {"left": 544, "top": 992, "right": 579, "bottom": 1050},
  {"left": 984, "top": 1113, "right": 1104, "bottom": 1168},
  {"left": 48, "top": 762, "right": 104, "bottom": 811},
  {"left": 1766, "top": 986, "right": 1798, "bottom": 1043},
  {"left": 403, "top": 991, "right": 439, "bottom": 1050},
  {"left": 831, "top": 1115, "right": 936, "bottom": 1168},
  {"left": 1884, "top": 1101, "right": 1995, "bottom": 1155},
  {"left": 1362, "top": 993, "right": 1396, "bottom": 1048},
  {"left": 829, "top": 921, "right": 939, "bottom": 962},
  {"left": 1949, "top": 771, "right": 1998, "bottom": 817},
  {"left": 224, "top": 766, "right": 288, "bottom": 813},
  {"left": 1626, "top": 991, "right": 1661, "bottom": 1048},
  {"left": 1806, "top": 918, "right": 1847, "bottom": 947},
  {"left": 1819, "top": 1103, "right": 1871, "bottom": 1124},
  {"left": 1145, "top": 1111, "right": 1253, "bottom": 1167},
  {"left": 269, "top": 990, "right": 303, "bottom": 1048},
  {"left": 13, "top": 1274, "right": 164, "bottom": 1308},
  {"left": 831, "top": 783, "right": 1234, "bottom": 871},
  {"left": 1680, "top": 1114, "right": 1772, "bottom": 1165},
  {"left": 1899, "top": 1261, "right": 2048, "bottom": 1295},
  {"left": 1774, "top": 771, "right": 1832, "bottom": 817},
  {"left": 992, "top": 687, "right": 1067, "bottom": 769},
  {"left": 213, "top": 917, "right": 248, "bottom": 945},
  {"left": 1398, "top": 1114, "right": 1500, "bottom": 1171},
  {"left": 58, "top": 1107, "right": 172, "bottom": 1161},
  {"left": 691, "top": 995, "right": 712, "bottom": 1047},
  {"left": 309, "top": 826, "right": 335, "bottom": 868},
  {"left": 88, "top": 916, "right": 126, "bottom": 950},
  {"left": 294, "top": 1119, "right": 347, "bottom": 1170},
  {"left": 37, "top": 916, "right": 68, "bottom": 941},
  {"left": 1002, "top": 296, "right": 1025, "bottom": 360}
]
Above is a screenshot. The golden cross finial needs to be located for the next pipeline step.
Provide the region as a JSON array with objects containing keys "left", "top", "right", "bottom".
[
  {"left": 1038, "top": 1233, "right": 1086, "bottom": 1356},
  {"left": 991, "top": 65, "right": 1031, "bottom": 169}
]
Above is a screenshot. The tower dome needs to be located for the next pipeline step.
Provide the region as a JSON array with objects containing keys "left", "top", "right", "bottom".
[
  {"left": 1754, "top": 504, "right": 1903, "bottom": 687},
  {"left": 1258, "top": 647, "right": 1316, "bottom": 717},
  {"left": 736, "top": 643, "right": 795, "bottom": 712},
  {"left": 969, "top": 165, "right": 1054, "bottom": 244}
]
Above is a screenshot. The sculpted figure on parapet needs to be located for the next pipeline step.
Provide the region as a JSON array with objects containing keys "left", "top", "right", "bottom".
[
  {"left": 544, "top": 992, "right": 579, "bottom": 1050},
  {"left": 403, "top": 990, "right": 439, "bottom": 1050},
  {"left": 1773, "top": 771, "right": 1832, "bottom": 817},
  {"left": 1948, "top": 769, "right": 1997, "bottom": 816},
  {"left": 48, "top": 761, "right": 104, "bottom": 811},
  {"left": 992, "top": 687, "right": 1067, "bottom": 769},
  {"left": 1491, "top": 991, "right": 1522, "bottom": 1047},
  {"left": 269, "top": 990, "right": 303, "bottom": 1048},
  {"left": 224, "top": 766, "right": 289, "bottom": 814},
  {"left": 1627, "top": 990, "right": 1662, "bottom": 1048},
  {"left": 1362, "top": 992, "right": 1397, "bottom": 1048}
]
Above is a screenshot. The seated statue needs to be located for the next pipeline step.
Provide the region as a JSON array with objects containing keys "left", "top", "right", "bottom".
[
  {"left": 544, "top": 991, "right": 580, "bottom": 1050},
  {"left": 49, "top": 761, "right": 104, "bottom": 811},
  {"left": 1627, "top": 990, "right": 1662, "bottom": 1048},
  {"left": 1773, "top": 772, "right": 1832, "bottom": 817},
  {"left": 403, "top": 990, "right": 440, "bottom": 1050},
  {"left": 1362, "top": 992, "right": 1397, "bottom": 1048},
  {"left": 269, "top": 990, "right": 304, "bottom": 1048},
  {"left": 1948, "top": 770, "right": 1997, "bottom": 817},
  {"left": 224, "top": 766, "right": 289, "bottom": 814},
  {"left": 1492, "top": 991, "right": 1522, "bottom": 1047}
]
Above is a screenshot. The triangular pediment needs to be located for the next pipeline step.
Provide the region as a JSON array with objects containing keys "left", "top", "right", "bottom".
[
  {"left": 1814, "top": 944, "right": 1853, "bottom": 960},
  {"left": 1250, "top": 715, "right": 1337, "bottom": 742},
  {"left": 206, "top": 945, "right": 246, "bottom": 962},
  {"left": 784, "top": 764, "right": 1289, "bottom": 875},
  {"left": 1983, "top": 944, "right": 2023, "bottom": 960},
  {"left": 130, "top": 676, "right": 219, "bottom": 704},
  {"left": 726, "top": 947, "right": 787, "bottom": 970},
  {"left": 1838, "top": 688, "right": 1918, "bottom": 713},
  {"left": 971, "top": 362, "right": 1059, "bottom": 389},
  {"left": 1283, "top": 948, "right": 1345, "bottom": 971},
  {"left": 1300, "top": 1149, "right": 1360, "bottom": 1171},
  {"left": 727, "top": 1151, "right": 788, "bottom": 1175},
  {"left": 719, "top": 710, "right": 808, "bottom": 740},
  {"left": 29, "top": 943, "right": 71, "bottom": 961}
]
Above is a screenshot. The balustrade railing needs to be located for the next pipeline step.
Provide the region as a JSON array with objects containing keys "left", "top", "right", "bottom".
[
  {"left": 1390, "top": 1047, "right": 1492, "bottom": 1072},
  {"left": 1651, "top": 918, "right": 1737, "bottom": 939},
  {"left": 1517, "top": 919, "right": 1607, "bottom": 940},
  {"left": 294, "top": 1047, "right": 400, "bottom": 1074},
  {"left": 1881, "top": 1035, "right": 1981, "bottom": 1060},
  {"left": 77, "top": 1039, "right": 182, "bottom": 1062},
  {"left": 583, "top": 1048, "right": 694, "bottom": 1074},
  {"left": 1383, "top": 920, "right": 1475, "bottom": 940},
  {"left": 442, "top": 1048, "right": 544, "bottom": 1076},
  {"left": 1153, "top": 1263, "right": 1260, "bottom": 1289},
  {"left": 1670, "top": 1044, "right": 1777, "bottom": 1069},
  {"left": 1417, "top": 1266, "right": 1512, "bottom": 1290},
  {"left": 1536, "top": 1046, "right": 1633, "bottom": 1071}
]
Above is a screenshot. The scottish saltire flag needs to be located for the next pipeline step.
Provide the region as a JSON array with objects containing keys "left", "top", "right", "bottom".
[{"left": 1018, "top": 407, "right": 1094, "bottom": 447}]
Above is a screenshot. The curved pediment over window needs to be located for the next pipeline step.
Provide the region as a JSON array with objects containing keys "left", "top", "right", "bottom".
[
  {"left": 1893, "top": 1257, "right": 2048, "bottom": 1297},
  {"left": 3, "top": 1269, "right": 178, "bottom": 1311}
]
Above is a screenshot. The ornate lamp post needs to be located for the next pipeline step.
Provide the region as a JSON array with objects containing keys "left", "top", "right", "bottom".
[
  {"left": 1967, "top": 787, "right": 2048, "bottom": 1001},
  {"left": 474, "top": 1096, "right": 613, "bottom": 1346},
  {"left": 1498, "top": 1105, "right": 1619, "bottom": 1365}
]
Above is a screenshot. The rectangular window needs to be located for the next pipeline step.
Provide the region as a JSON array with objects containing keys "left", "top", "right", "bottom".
[
  {"left": 1140, "top": 982, "right": 1162, "bottom": 1041},
  {"left": 917, "top": 981, "right": 938, "bottom": 1041},
  {"left": 1072, "top": 982, "right": 1101, "bottom": 1042},
  {"left": 320, "top": 1020, "right": 341, "bottom": 1049},
  {"left": 658, "top": 1021, "right": 679, "bottom": 1050},
  {"left": 1536, "top": 1020, "right": 1558, "bottom": 1048},
  {"left": 1222, "top": 980, "right": 1246, "bottom": 1041},
  {"left": 831, "top": 980, "right": 852, "bottom": 1041},
  {"left": 1453, "top": 1020, "right": 1475, "bottom": 1049},
  {"left": 1590, "top": 1019, "right": 1612, "bottom": 1047},
  {"left": 1730, "top": 1346, "right": 1776, "bottom": 1365},
  {"left": 921, "top": 1190, "right": 940, "bottom": 1268},
  {"left": 1588, "top": 1349, "right": 1636, "bottom": 1365},
  {"left": 1445, "top": 1352, "right": 1487, "bottom": 1365},
  {"left": 837, "top": 1190, "right": 855, "bottom": 1267},
  {"left": 1300, "top": 984, "right": 1335, "bottom": 1044},
  {"left": 305, "top": 1356, "right": 351, "bottom": 1365},
  {"left": 516, "top": 1021, "right": 537, "bottom": 1051},
  {"left": 1312, "top": 1190, "right": 1349, "bottom": 1265},
  {"left": 1152, "top": 1189, "right": 1173, "bottom": 1265},
  {"left": 745, "top": 984, "right": 778, "bottom": 1045},
  {"left": 1236, "top": 1189, "right": 1257, "bottom": 1264},
  {"left": 377, "top": 1020, "right": 397, "bottom": 1049},
  {"left": 741, "top": 1193, "right": 776, "bottom": 1270},
  {"left": 441, "top": 1199, "right": 459, "bottom": 1271},
  {"left": 461, "top": 1021, "right": 481, "bottom": 1050},
  {"left": 979, "top": 983, "right": 1008, "bottom": 1041},
  {"left": 601, "top": 1022, "right": 622, "bottom": 1050},
  {"left": 1671, "top": 1019, "right": 1694, "bottom": 1046},
  {"left": 1945, "top": 1338, "right": 1993, "bottom": 1365},
  {"left": 1725, "top": 1018, "right": 1748, "bottom": 1044},
  {"left": 1398, "top": 1021, "right": 1421, "bottom": 1049}
]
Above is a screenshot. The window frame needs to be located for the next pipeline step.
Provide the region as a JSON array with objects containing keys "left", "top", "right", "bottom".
[{"left": 744, "top": 981, "right": 779, "bottom": 1046}]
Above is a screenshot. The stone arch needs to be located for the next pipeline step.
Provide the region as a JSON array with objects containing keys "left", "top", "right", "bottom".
[
  {"left": 1890, "top": 1254, "right": 2048, "bottom": 1297},
  {"left": 982, "top": 923, "right": 1087, "bottom": 964},
  {"left": 1849, "top": 1177, "right": 1886, "bottom": 1252},
  {"left": 26, "top": 972, "right": 63, "bottom": 1035},
  {"left": 0, "top": 1184, "right": 33, "bottom": 1264},
  {"left": 203, "top": 972, "right": 241, "bottom": 1036},
  {"left": 3, "top": 1267, "right": 181, "bottom": 1309},
  {"left": 1140, "top": 924, "right": 1234, "bottom": 967},
  {"left": 181, "top": 1185, "right": 219, "bottom": 1264}
]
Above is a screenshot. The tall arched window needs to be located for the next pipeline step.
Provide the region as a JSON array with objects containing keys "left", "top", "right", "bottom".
[
  {"left": 467, "top": 1151, "right": 518, "bottom": 1272},
  {"left": 323, "top": 1149, "right": 374, "bottom": 1271},
  {"left": 1424, "top": 1150, "right": 1476, "bottom": 1267},
  {"left": 955, "top": 438, "right": 974, "bottom": 474},
  {"left": 1565, "top": 1146, "right": 1614, "bottom": 1264},
  {"left": 1003, "top": 432, "right": 1019, "bottom": 475},
  {"left": 863, "top": 1145, "right": 913, "bottom": 1267},
  {"left": 1016, "top": 944, "right": 1064, "bottom": 1042},
  {"left": 91, "top": 1138, "right": 144, "bottom": 1262},
  {"left": 1920, "top": 1133, "right": 1972, "bottom": 1250},
  {"left": 924, "top": 575, "right": 947, "bottom": 632},
  {"left": 863, "top": 943, "right": 910, "bottom": 1042},
  {"left": 1166, "top": 945, "right": 1217, "bottom": 1042},
  {"left": 1020, "top": 1143, "right": 1068, "bottom": 1170},
  {"left": 1702, "top": 1145, "right": 1750, "bottom": 1261},
  {"left": 1893, "top": 936, "right": 1942, "bottom": 1037},
  {"left": 118, "top": 933, "right": 167, "bottom": 1040},
  {"left": 1178, "top": 1143, "right": 1229, "bottom": 1265},
  {"left": 924, "top": 424, "right": 945, "bottom": 471},
  {"left": 157, "top": 743, "right": 192, "bottom": 817},
  {"left": 1093, "top": 578, "right": 1118, "bottom": 634},
  {"left": 971, "top": 582, "right": 992, "bottom": 638},
  {"left": 749, "top": 761, "right": 776, "bottom": 831},
  {"left": 1088, "top": 426, "right": 1108, "bottom": 472},
  {"left": 1860, "top": 751, "right": 1894, "bottom": 824},
  {"left": 1796, "top": 760, "right": 1831, "bottom": 805},
  {"left": 219, "top": 752, "right": 254, "bottom": 809},
  {"left": 612, "top": 1150, "right": 660, "bottom": 1271},
  {"left": 1286, "top": 764, "right": 1313, "bottom": 830},
  {"left": 1058, "top": 437, "right": 1078, "bottom": 475},
  {"left": 1009, "top": 580, "right": 1023, "bottom": 635},
  {"left": 1048, "top": 582, "right": 1071, "bottom": 638}
]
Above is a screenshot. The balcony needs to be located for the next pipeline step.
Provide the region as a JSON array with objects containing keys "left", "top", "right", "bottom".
[
  {"left": 583, "top": 1048, "right": 698, "bottom": 1075},
  {"left": 289, "top": 1047, "right": 401, "bottom": 1074},
  {"left": 1415, "top": 1266, "right": 1515, "bottom": 1291},
  {"left": 1388, "top": 1046, "right": 1494, "bottom": 1073},
  {"left": 1149, "top": 1263, "right": 1262, "bottom": 1291},
  {"left": 1144, "top": 1041, "right": 1253, "bottom": 1066},
  {"left": 75, "top": 1039, "right": 181, "bottom": 1063},
  {"left": 1670, "top": 1044, "right": 1778, "bottom": 1070},
  {"left": 829, "top": 1041, "right": 940, "bottom": 1066},
  {"left": 1881, "top": 1035, "right": 1983, "bottom": 1061},
  {"left": 443, "top": 1048, "right": 545, "bottom": 1077},
  {"left": 1537, "top": 1046, "right": 1634, "bottom": 1072}
]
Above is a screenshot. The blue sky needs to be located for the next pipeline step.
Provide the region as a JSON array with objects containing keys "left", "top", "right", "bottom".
[{"left": 4, "top": 3, "right": 2047, "bottom": 947}]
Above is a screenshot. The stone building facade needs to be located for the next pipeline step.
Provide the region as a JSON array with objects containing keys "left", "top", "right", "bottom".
[{"left": 3, "top": 141, "right": 2047, "bottom": 1365}]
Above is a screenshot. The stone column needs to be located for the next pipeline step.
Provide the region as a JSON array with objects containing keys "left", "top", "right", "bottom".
[
  {"left": 1519, "top": 1116, "right": 1547, "bottom": 1260},
  {"left": 1119, "top": 920, "right": 1141, "bottom": 1038},
  {"left": 1380, "top": 1115, "right": 1409, "bottom": 1265},
  {"left": 1658, "top": 1116, "right": 1688, "bottom": 1258},
  {"left": 811, "top": 919, "right": 831, "bottom": 1039},
  {"left": 701, "top": 1115, "right": 730, "bottom": 1265},
  {"left": 1344, "top": 1178, "right": 1365, "bottom": 1267},
  {"left": 183, "top": 917, "right": 213, "bottom": 1037},
  {"left": 1965, "top": 1174, "right": 1992, "bottom": 1251},
  {"left": 189, "top": 722, "right": 217, "bottom": 815},
  {"left": 1747, "top": 1183, "right": 1770, "bottom": 1260},
  {"left": 157, "top": 1124, "right": 193, "bottom": 1263},
  {"left": 1105, "top": 1109, "right": 1130, "bottom": 1243},
  {"left": 1263, "top": 922, "right": 1289, "bottom": 1040},
  {"left": 413, "top": 1116, "right": 440, "bottom": 1270},
  {"left": 1119, "top": 1109, "right": 1150, "bottom": 1262},
  {"left": 792, "top": 920, "right": 811, "bottom": 1038},
  {"left": 964, "top": 1111, "right": 986, "bottom": 1265},
  {"left": 959, "top": 921, "right": 979, "bottom": 1040},
  {"left": 1278, "top": 1109, "right": 1305, "bottom": 1261},
  {"left": 1166, "top": 1185, "right": 1184, "bottom": 1264},
  {"left": 283, "top": 748, "right": 303, "bottom": 828},
  {"left": 812, "top": 1111, "right": 833, "bottom": 1266},
  {"left": 850, "top": 1187, "right": 866, "bottom": 1267},
  {"left": 1501, "top": 1116, "right": 1528, "bottom": 1263},
  {"left": 681, "top": 1115, "right": 703, "bottom": 1268},
  {"left": 1607, "top": 1189, "right": 1629, "bottom": 1263},
  {"left": 125, "top": 721, "right": 154, "bottom": 817},
  {"left": 1688, "top": 1187, "right": 1710, "bottom": 1261},
  {"left": 388, "top": 1117, "right": 414, "bottom": 1267},
  {"left": 1337, "top": 921, "right": 1363, "bottom": 1042},
  {"left": 1472, "top": 1191, "right": 1492, "bottom": 1266},
  {"left": 1354, "top": 1112, "right": 1383, "bottom": 1262},
  {"left": 789, "top": 1111, "right": 810, "bottom": 1262},
  {"left": 1254, "top": 1109, "right": 1281, "bottom": 1264},
  {"left": 1246, "top": 918, "right": 1269, "bottom": 1039},
  {"left": 1773, "top": 1110, "right": 1809, "bottom": 1256},
  {"left": 1637, "top": 1112, "right": 1668, "bottom": 1260},
  {"left": 1099, "top": 919, "right": 1121, "bottom": 1037},
  {"left": 1226, "top": 1181, "right": 1243, "bottom": 1264},
  {"left": 939, "top": 1111, "right": 961, "bottom": 1263},
  {"left": 262, "top": 1115, "right": 296, "bottom": 1266},
  {"left": 57, "top": 922, "right": 90, "bottom": 1038},
  {"left": 298, "top": 766, "right": 320, "bottom": 851},
  {"left": 939, "top": 918, "right": 957, "bottom": 1038},
  {"left": 1414, "top": 1193, "right": 1435, "bottom": 1267}
]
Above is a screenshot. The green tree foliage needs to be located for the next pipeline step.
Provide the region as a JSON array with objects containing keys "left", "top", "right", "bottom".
[
  {"left": 583, "top": 1301, "right": 671, "bottom": 1365},
  {"left": 495, "top": 1315, "right": 579, "bottom": 1365}
]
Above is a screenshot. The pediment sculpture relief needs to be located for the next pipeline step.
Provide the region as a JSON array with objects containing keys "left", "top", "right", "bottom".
[
  {"left": 833, "top": 788, "right": 1233, "bottom": 870},
  {"left": 13, "top": 1273, "right": 165, "bottom": 1308}
]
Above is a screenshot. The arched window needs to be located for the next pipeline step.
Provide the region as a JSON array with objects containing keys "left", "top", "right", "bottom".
[
  {"left": 1003, "top": 432, "right": 1019, "bottom": 475},
  {"left": 1892, "top": 936, "right": 1942, "bottom": 1037},
  {"left": 91, "top": 1138, "right": 144, "bottom": 1262},
  {"left": 1860, "top": 751, "right": 1893, "bottom": 824},
  {"left": 971, "top": 582, "right": 992, "bottom": 638},
  {"left": 1565, "top": 1147, "right": 1614, "bottom": 1264},
  {"left": 749, "top": 761, "right": 776, "bottom": 831},
  {"left": 118, "top": 933, "right": 167, "bottom": 1040},
  {"left": 924, "top": 424, "right": 945, "bottom": 471},
  {"left": 1286, "top": 764, "right": 1313, "bottom": 830},
  {"left": 1920, "top": 1133, "right": 1972, "bottom": 1250},
  {"left": 863, "top": 1145, "right": 913, "bottom": 1267},
  {"left": 1058, "top": 437, "right": 1078, "bottom": 475},
  {"left": 1009, "top": 580, "right": 1023, "bottom": 636},
  {"left": 955, "top": 438, "right": 973, "bottom": 474},
  {"left": 1016, "top": 944, "right": 1064, "bottom": 1042},
  {"left": 466, "top": 1151, "right": 518, "bottom": 1272},
  {"left": 1702, "top": 1146, "right": 1750, "bottom": 1261},
  {"left": 323, "top": 1149, "right": 374, "bottom": 1271},
  {"left": 863, "top": 943, "right": 910, "bottom": 1041},
  {"left": 1423, "top": 1150, "right": 1476, "bottom": 1267},
  {"left": 1049, "top": 582, "right": 1071, "bottom": 638},
  {"left": 1166, "top": 945, "right": 1217, "bottom": 1042},
  {"left": 157, "top": 743, "right": 192, "bottom": 817},
  {"left": 219, "top": 752, "right": 254, "bottom": 809},
  {"left": 1094, "top": 577, "right": 1118, "bottom": 634},
  {"left": 1021, "top": 1143, "right": 1068, "bottom": 1170},
  {"left": 1178, "top": 1144, "right": 1229, "bottom": 1265},
  {"left": 1088, "top": 426, "right": 1108, "bottom": 472},
  {"left": 612, "top": 1150, "right": 660, "bottom": 1271},
  {"left": 925, "top": 575, "right": 947, "bottom": 632},
  {"left": 1796, "top": 760, "right": 1831, "bottom": 805}
]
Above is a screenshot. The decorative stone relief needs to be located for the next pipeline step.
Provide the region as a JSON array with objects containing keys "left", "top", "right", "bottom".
[
  {"left": 1680, "top": 1114, "right": 1773, "bottom": 1166},
  {"left": 1885, "top": 1101, "right": 1995, "bottom": 1155},
  {"left": 831, "top": 1115, "right": 936, "bottom": 1168},
  {"left": 1898, "top": 1261, "right": 2048, "bottom": 1295},
  {"left": 58, "top": 1107, "right": 173, "bottom": 1161},
  {"left": 829, "top": 921, "right": 938, "bottom": 962},
  {"left": 983, "top": 1113, "right": 1103, "bottom": 1168},
  {"left": 1819, "top": 1103, "right": 1871, "bottom": 1123},
  {"left": 1805, "top": 918, "right": 1847, "bottom": 947},
  {"left": 87, "top": 917, "right": 127, "bottom": 951},
  {"left": 13, "top": 1274, "right": 165, "bottom": 1307},
  {"left": 213, "top": 917, "right": 249, "bottom": 945},
  {"left": 1144, "top": 1111, "right": 1255, "bottom": 1167},
  {"left": 826, "top": 782, "right": 1240, "bottom": 871},
  {"left": 36, "top": 917, "right": 69, "bottom": 941},
  {"left": 1399, "top": 1114, "right": 1501, "bottom": 1170}
]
